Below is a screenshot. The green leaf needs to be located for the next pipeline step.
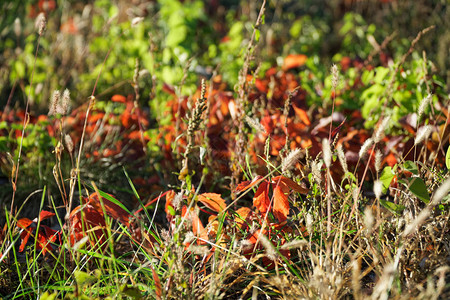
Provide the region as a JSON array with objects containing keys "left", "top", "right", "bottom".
[
  {"left": 380, "top": 199, "right": 405, "bottom": 214},
  {"left": 403, "top": 161, "right": 419, "bottom": 175},
  {"left": 74, "top": 270, "right": 100, "bottom": 287},
  {"left": 40, "top": 292, "right": 58, "bottom": 300},
  {"left": 95, "top": 188, "right": 131, "bottom": 215},
  {"left": 373, "top": 66, "right": 390, "bottom": 84},
  {"left": 121, "top": 285, "right": 143, "bottom": 299},
  {"left": 380, "top": 166, "right": 395, "bottom": 193},
  {"left": 446, "top": 145, "right": 450, "bottom": 169},
  {"left": 361, "top": 69, "right": 374, "bottom": 85},
  {"left": 400, "top": 177, "right": 430, "bottom": 204},
  {"left": 167, "top": 205, "right": 175, "bottom": 216}
]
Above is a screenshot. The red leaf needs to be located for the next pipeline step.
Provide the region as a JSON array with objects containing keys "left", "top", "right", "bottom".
[
  {"left": 331, "top": 117, "right": 347, "bottom": 140},
  {"left": 253, "top": 181, "right": 270, "bottom": 214},
  {"left": 271, "top": 178, "right": 291, "bottom": 222},
  {"left": 17, "top": 218, "right": 33, "bottom": 229},
  {"left": 36, "top": 225, "right": 58, "bottom": 255},
  {"left": 235, "top": 175, "right": 264, "bottom": 192},
  {"left": 38, "top": 210, "right": 55, "bottom": 222},
  {"left": 162, "top": 83, "right": 176, "bottom": 95},
  {"left": 283, "top": 54, "right": 308, "bottom": 71},
  {"left": 198, "top": 193, "right": 226, "bottom": 212},
  {"left": 19, "top": 228, "right": 32, "bottom": 252},
  {"left": 151, "top": 267, "right": 162, "bottom": 300},
  {"left": 69, "top": 204, "right": 107, "bottom": 249}
]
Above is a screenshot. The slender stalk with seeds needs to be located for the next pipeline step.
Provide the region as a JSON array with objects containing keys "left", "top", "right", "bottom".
[
  {"left": 178, "top": 79, "right": 207, "bottom": 189},
  {"left": 231, "top": 0, "right": 266, "bottom": 200}
]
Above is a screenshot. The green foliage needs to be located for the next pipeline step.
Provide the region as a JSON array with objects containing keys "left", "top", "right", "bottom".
[
  {"left": 399, "top": 176, "right": 430, "bottom": 204},
  {"left": 446, "top": 145, "right": 450, "bottom": 170},
  {"left": 380, "top": 166, "right": 395, "bottom": 194}
]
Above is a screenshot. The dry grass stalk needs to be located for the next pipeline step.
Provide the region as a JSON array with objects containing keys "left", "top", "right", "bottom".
[
  {"left": 414, "top": 125, "right": 433, "bottom": 145},
  {"left": 336, "top": 143, "right": 348, "bottom": 174},
  {"left": 281, "top": 148, "right": 303, "bottom": 174},
  {"left": 359, "top": 138, "right": 374, "bottom": 159}
]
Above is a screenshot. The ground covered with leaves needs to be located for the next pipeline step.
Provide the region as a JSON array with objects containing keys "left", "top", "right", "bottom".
[{"left": 0, "top": 0, "right": 449, "bottom": 299}]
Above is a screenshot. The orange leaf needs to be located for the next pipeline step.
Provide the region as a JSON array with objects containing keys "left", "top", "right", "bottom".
[
  {"left": 235, "top": 175, "right": 264, "bottom": 192},
  {"left": 111, "top": 94, "right": 126, "bottom": 103},
  {"left": 19, "top": 227, "right": 32, "bottom": 252},
  {"left": 293, "top": 106, "right": 311, "bottom": 126},
  {"left": 164, "top": 190, "right": 176, "bottom": 216},
  {"left": 17, "top": 218, "right": 33, "bottom": 229},
  {"left": 38, "top": 210, "right": 55, "bottom": 221},
  {"left": 253, "top": 181, "right": 270, "bottom": 214},
  {"left": 127, "top": 130, "right": 141, "bottom": 140},
  {"left": 198, "top": 193, "right": 226, "bottom": 212},
  {"left": 36, "top": 225, "right": 58, "bottom": 255},
  {"left": 272, "top": 180, "right": 290, "bottom": 222},
  {"left": 248, "top": 228, "right": 264, "bottom": 244},
  {"left": 283, "top": 54, "right": 307, "bottom": 71},
  {"left": 272, "top": 176, "right": 308, "bottom": 194},
  {"left": 182, "top": 206, "right": 208, "bottom": 244},
  {"left": 235, "top": 207, "right": 252, "bottom": 229}
]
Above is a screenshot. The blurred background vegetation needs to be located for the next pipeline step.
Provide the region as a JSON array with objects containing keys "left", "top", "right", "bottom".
[{"left": 1, "top": 0, "right": 448, "bottom": 112}]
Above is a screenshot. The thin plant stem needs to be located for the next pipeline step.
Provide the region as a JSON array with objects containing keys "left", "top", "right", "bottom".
[{"left": 11, "top": 31, "right": 43, "bottom": 216}]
